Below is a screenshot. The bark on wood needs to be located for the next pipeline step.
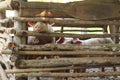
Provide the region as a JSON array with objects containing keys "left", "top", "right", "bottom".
[
  {"left": 1, "top": 50, "right": 12, "bottom": 54},
  {"left": 14, "top": 51, "right": 120, "bottom": 56},
  {"left": 6, "top": 64, "right": 120, "bottom": 73},
  {"left": 18, "top": 44, "right": 119, "bottom": 51},
  {"left": 19, "top": 1, "right": 68, "bottom": 18},
  {"left": 21, "top": 22, "right": 27, "bottom": 44},
  {"left": 55, "top": 30, "right": 103, "bottom": 33},
  {"left": 0, "top": 27, "right": 16, "bottom": 34},
  {"left": 85, "top": 0, "right": 119, "bottom": 4},
  {"left": 13, "top": 10, "right": 22, "bottom": 45},
  {"left": 14, "top": 17, "right": 120, "bottom": 26},
  {"left": 15, "top": 57, "right": 120, "bottom": 68},
  {"left": 15, "top": 71, "right": 120, "bottom": 77},
  {"left": 15, "top": 30, "right": 119, "bottom": 38},
  {"left": 18, "top": 1, "right": 120, "bottom": 20},
  {"left": 64, "top": 2, "right": 120, "bottom": 20}
]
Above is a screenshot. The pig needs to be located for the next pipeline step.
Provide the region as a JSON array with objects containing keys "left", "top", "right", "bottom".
[
  {"left": 71, "top": 38, "right": 114, "bottom": 45},
  {"left": 27, "top": 21, "right": 55, "bottom": 45},
  {"left": 56, "top": 37, "right": 73, "bottom": 44},
  {"left": 56, "top": 37, "right": 114, "bottom": 45}
]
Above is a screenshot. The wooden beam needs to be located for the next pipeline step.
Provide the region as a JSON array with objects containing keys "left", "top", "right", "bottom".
[
  {"left": 19, "top": 1, "right": 68, "bottom": 18},
  {"left": 1, "top": 50, "right": 12, "bottom": 54},
  {"left": 17, "top": 1, "right": 120, "bottom": 20},
  {"left": 0, "top": 27, "right": 16, "bottom": 34},
  {"left": 15, "top": 71, "right": 120, "bottom": 77},
  {"left": 15, "top": 57, "right": 120, "bottom": 68},
  {"left": 6, "top": 64, "right": 120, "bottom": 73},
  {"left": 15, "top": 51, "right": 120, "bottom": 56},
  {"left": 15, "top": 30, "right": 119, "bottom": 38},
  {"left": 14, "top": 17, "right": 120, "bottom": 26},
  {"left": 18, "top": 44, "right": 119, "bottom": 51}
]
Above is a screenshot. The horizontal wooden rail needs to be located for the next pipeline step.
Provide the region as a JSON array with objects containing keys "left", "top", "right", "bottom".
[
  {"left": 6, "top": 64, "right": 120, "bottom": 73},
  {"left": 14, "top": 17, "right": 120, "bottom": 26},
  {"left": 15, "top": 57, "right": 120, "bottom": 68},
  {"left": 15, "top": 30, "right": 119, "bottom": 38},
  {"left": 18, "top": 44, "right": 119, "bottom": 51},
  {"left": 2, "top": 43, "right": 119, "bottom": 52},
  {"left": 56, "top": 30, "right": 104, "bottom": 32},
  {"left": 2, "top": 50, "right": 120, "bottom": 56},
  {"left": 15, "top": 71, "right": 120, "bottom": 77},
  {"left": 15, "top": 51, "right": 120, "bottom": 56}
]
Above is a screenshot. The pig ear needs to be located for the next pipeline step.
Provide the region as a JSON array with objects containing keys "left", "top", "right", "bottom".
[
  {"left": 56, "top": 37, "right": 65, "bottom": 44},
  {"left": 47, "top": 22, "right": 55, "bottom": 26},
  {"left": 28, "top": 21, "right": 36, "bottom": 27}
]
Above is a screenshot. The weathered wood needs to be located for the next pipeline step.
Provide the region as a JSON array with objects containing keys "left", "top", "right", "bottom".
[
  {"left": 64, "top": 2, "right": 120, "bottom": 20},
  {"left": 19, "top": 1, "right": 68, "bottom": 18},
  {"left": 13, "top": 10, "right": 22, "bottom": 45},
  {"left": 85, "top": 0, "right": 119, "bottom": 3},
  {"left": 1, "top": 50, "right": 12, "bottom": 54},
  {"left": 15, "top": 57, "right": 120, "bottom": 68},
  {"left": 15, "top": 30, "right": 119, "bottom": 38},
  {"left": 14, "top": 51, "right": 120, "bottom": 56},
  {"left": 18, "top": 44, "right": 120, "bottom": 51},
  {"left": 14, "top": 17, "right": 120, "bottom": 26},
  {"left": 18, "top": 1, "right": 120, "bottom": 20},
  {"left": 15, "top": 71, "right": 120, "bottom": 77},
  {"left": 0, "top": 0, "right": 12, "bottom": 11},
  {"left": 59, "top": 30, "right": 103, "bottom": 33},
  {"left": 6, "top": 64, "right": 120, "bottom": 73},
  {"left": 0, "top": 27, "right": 16, "bottom": 34},
  {"left": 21, "top": 22, "right": 27, "bottom": 44}
]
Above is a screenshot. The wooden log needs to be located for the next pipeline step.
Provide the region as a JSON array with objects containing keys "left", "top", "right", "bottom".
[
  {"left": 55, "top": 28, "right": 104, "bottom": 33},
  {"left": 18, "top": 1, "right": 120, "bottom": 20},
  {"left": 1, "top": 50, "right": 12, "bottom": 54},
  {"left": 19, "top": 1, "right": 68, "bottom": 18},
  {"left": 15, "top": 57, "right": 120, "bottom": 68},
  {"left": 0, "top": 27, "right": 16, "bottom": 34},
  {"left": 18, "top": 44, "right": 120, "bottom": 51},
  {"left": 13, "top": 10, "right": 22, "bottom": 45},
  {"left": 85, "top": 0, "right": 119, "bottom": 3},
  {"left": 15, "top": 30, "right": 119, "bottom": 38},
  {"left": 13, "top": 17, "right": 120, "bottom": 26},
  {"left": 6, "top": 64, "right": 120, "bottom": 73},
  {"left": 15, "top": 51, "right": 120, "bottom": 56},
  {"left": 15, "top": 71, "right": 120, "bottom": 77}
]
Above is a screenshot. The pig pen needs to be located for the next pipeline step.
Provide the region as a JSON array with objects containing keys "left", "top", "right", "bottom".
[{"left": 0, "top": 0, "right": 120, "bottom": 80}]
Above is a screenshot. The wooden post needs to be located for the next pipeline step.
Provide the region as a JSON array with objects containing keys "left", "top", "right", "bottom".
[
  {"left": 13, "top": 10, "right": 22, "bottom": 45},
  {"left": 109, "top": 25, "right": 120, "bottom": 43}
]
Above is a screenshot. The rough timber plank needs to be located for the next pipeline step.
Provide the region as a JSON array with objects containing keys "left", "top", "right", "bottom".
[
  {"left": 15, "top": 57, "right": 120, "bottom": 68},
  {"left": 15, "top": 71, "right": 120, "bottom": 77},
  {"left": 18, "top": 1, "right": 120, "bottom": 20}
]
